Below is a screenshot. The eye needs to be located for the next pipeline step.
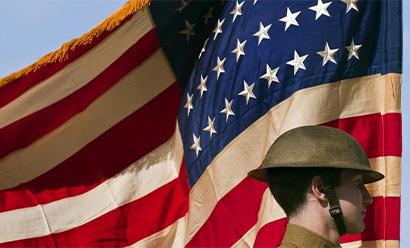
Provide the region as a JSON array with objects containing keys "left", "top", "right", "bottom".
[{"left": 353, "top": 180, "right": 365, "bottom": 189}]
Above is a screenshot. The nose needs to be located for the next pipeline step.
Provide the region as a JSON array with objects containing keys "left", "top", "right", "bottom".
[{"left": 362, "top": 185, "right": 373, "bottom": 206}]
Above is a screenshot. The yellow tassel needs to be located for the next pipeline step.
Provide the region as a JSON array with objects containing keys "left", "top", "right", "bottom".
[{"left": 0, "top": 0, "right": 150, "bottom": 88}]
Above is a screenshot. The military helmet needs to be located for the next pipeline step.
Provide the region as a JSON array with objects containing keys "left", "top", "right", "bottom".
[{"left": 248, "top": 125, "right": 384, "bottom": 184}]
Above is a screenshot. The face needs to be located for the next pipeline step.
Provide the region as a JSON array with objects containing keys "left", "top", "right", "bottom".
[{"left": 334, "top": 170, "right": 373, "bottom": 233}]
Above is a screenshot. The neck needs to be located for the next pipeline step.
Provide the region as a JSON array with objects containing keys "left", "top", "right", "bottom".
[{"left": 288, "top": 207, "right": 340, "bottom": 245}]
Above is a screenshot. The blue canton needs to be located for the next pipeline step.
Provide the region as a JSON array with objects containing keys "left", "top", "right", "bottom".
[{"left": 174, "top": 0, "right": 401, "bottom": 187}]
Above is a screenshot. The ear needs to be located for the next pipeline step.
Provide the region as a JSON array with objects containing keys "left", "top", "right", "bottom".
[{"left": 310, "top": 175, "right": 327, "bottom": 202}]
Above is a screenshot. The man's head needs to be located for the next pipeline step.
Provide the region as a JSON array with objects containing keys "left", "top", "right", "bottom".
[
  {"left": 266, "top": 167, "right": 373, "bottom": 233},
  {"left": 248, "top": 126, "right": 384, "bottom": 234},
  {"left": 266, "top": 167, "right": 342, "bottom": 217}
]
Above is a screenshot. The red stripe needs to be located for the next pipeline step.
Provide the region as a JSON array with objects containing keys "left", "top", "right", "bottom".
[
  {"left": 0, "top": 161, "right": 189, "bottom": 247},
  {"left": 339, "top": 196, "right": 401, "bottom": 242},
  {"left": 323, "top": 112, "right": 402, "bottom": 157},
  {"left": 186, "top": 177, "right": 267, "bottom": 248},
  {"left": 0, "top": 14, "right": 135, "bottom": 108},
  {"left": 253, "top": 218, "right": 288, "bottom": 248},
  {"left": 187, "top": 113, "right": 401, "bottom": 247},
  {"left": 0, "top": 82, "right": 180, "bottom": 212},
  {"left": 355, "top": 196, "right": 400, "bottom": 241},
  {"left": 254, "top": 197, "right": 400, "bottom": 247},
  {"left": 0, "top": 28, "right": 159, "bottom": 161}
]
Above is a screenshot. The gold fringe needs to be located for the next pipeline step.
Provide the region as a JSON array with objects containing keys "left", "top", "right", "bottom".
[{"left": 0, "top": 0, "right": 150, "bottom": 88}]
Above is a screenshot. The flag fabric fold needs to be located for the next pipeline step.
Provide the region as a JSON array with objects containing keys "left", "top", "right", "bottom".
[{"left": 0, "top": 0, "right": 401, "bottom": 247}]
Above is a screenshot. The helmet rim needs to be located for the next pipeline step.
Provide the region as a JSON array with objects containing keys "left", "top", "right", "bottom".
[{"left": 247, "top": 125, "right": 384, "bottom": 184}]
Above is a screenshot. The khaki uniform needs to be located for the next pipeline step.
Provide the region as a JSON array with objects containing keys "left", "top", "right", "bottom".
[{"left": 279, "top": 223, "right": 341, "bottom": 248}]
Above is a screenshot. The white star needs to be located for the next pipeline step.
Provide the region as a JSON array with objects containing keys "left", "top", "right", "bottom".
[
  {"left": 198, "top": 38, "right": 208, "bottom": 59},
  {"left": 253, "top": 0, "right": 258, "bottom": 5},
  {"left": 346, "top": 39, "right": 362, "bottom": 60},
  {"left": 309, "top": 0, "right": 332, "bottom": 20},
  {"left": 179, "top": 20, "right": 196, "bottom": 42},
  {"left": 340, "top": 0, "right": 359, "bottom": 13},
  {"left": 238, "top": 81, "right": 256, "bottom": 105},
  {"left": 260, "top": 64, "right": 280, "bottom": 87},
  {"left": 212, "top": 57, "right": 226, "bottom": 79},
  {"left": 231, "top": 39, "right": 246, "bottom": 62},
  {"left": 203, "top": 116, "right": 217, "bottom": 138},
  {"left": 220, "top": 98, "right": 235, "bottom": 122},
  {"left": 253, "top": 22, "right": 271, "bottom": 45},
  {"left": 279, "top": 7, "right": 301, "bottom": 31},
  {"left": 213, "top": 18, "right": 225, "bottom": 40},
  {"left": 286, "top": 50, "right": 308, "bottom": 75},
  {"left": 203, "top": 6, "right": 214, "bottom": 24},
  {"left": 196, "top": 75, "right": 208, "bottom": 98},
  {"left": 190, "top": 134, "right": 202, "bottom": 156},
  {"left": 184, "top": 93, "right": 194, "bottom": 116},
  {"left": 230, "top": 1, "right": 244, "bottom": 23},
  {"left": 175, "top": 0, "right": 191, "bottom": 14},
  {"left": 317, "top": 42, "right": 339, "bottom": 66}
]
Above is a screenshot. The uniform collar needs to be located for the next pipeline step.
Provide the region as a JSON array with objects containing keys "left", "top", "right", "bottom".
[{"left": 280, "top": 223, "right": 341, "bottom": 248}]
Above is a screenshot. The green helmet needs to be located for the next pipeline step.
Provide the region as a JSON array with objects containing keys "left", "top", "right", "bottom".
[{"left": 248, "top": 125, "right": 384, "bottom": 184}]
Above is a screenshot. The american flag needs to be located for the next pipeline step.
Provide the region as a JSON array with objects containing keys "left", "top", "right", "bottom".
[{"left": 0, "top": 0, "right": 401, "bottom": 247}]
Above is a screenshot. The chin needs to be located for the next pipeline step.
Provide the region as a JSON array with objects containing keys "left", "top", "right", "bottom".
[{"left": 346, "top": 223, "right": 365, "bottom": 234}]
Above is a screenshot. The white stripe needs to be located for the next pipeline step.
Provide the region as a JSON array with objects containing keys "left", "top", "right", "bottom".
[
  {"left": 127, "top": 216, "right": 187, "bottom": 248},
  {"left": 0, "top": 50, "right": 176, "bottom": 190},
  {"left": 341, "top": 240, "right": 364, "bottom": 248},
  {"left": 0, "top": 7, "right": 154, "bottom": 129},
  {"left": 185, "top": 73, "right": 401, "bottom": 243},
  {"left": 341, "top": 240, "right": 399, "bottom": 248},
  {"left": 367, "top": 156, "right": 401, "bottom": 197},
  {"left": 0, "top": 127, "right": 183, "bottom": 243}
]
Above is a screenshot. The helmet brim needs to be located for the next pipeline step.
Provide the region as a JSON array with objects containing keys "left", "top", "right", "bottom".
[{"left": 248, "top": 165, "right": 384, "bottom": 184}]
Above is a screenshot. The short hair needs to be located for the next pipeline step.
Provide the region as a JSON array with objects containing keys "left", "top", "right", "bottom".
[{"left": 267, "top": 168, "right": 342, "bottom": 217}]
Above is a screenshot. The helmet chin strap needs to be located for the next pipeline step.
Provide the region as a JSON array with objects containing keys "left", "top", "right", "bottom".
[{"left": 320, "top": 174, "right": 347, "bottom": 235}]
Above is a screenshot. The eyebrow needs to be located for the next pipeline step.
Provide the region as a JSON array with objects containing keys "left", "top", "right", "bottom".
[{"left": 352, "top": 177, "right": 364, "bottom": 184}]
